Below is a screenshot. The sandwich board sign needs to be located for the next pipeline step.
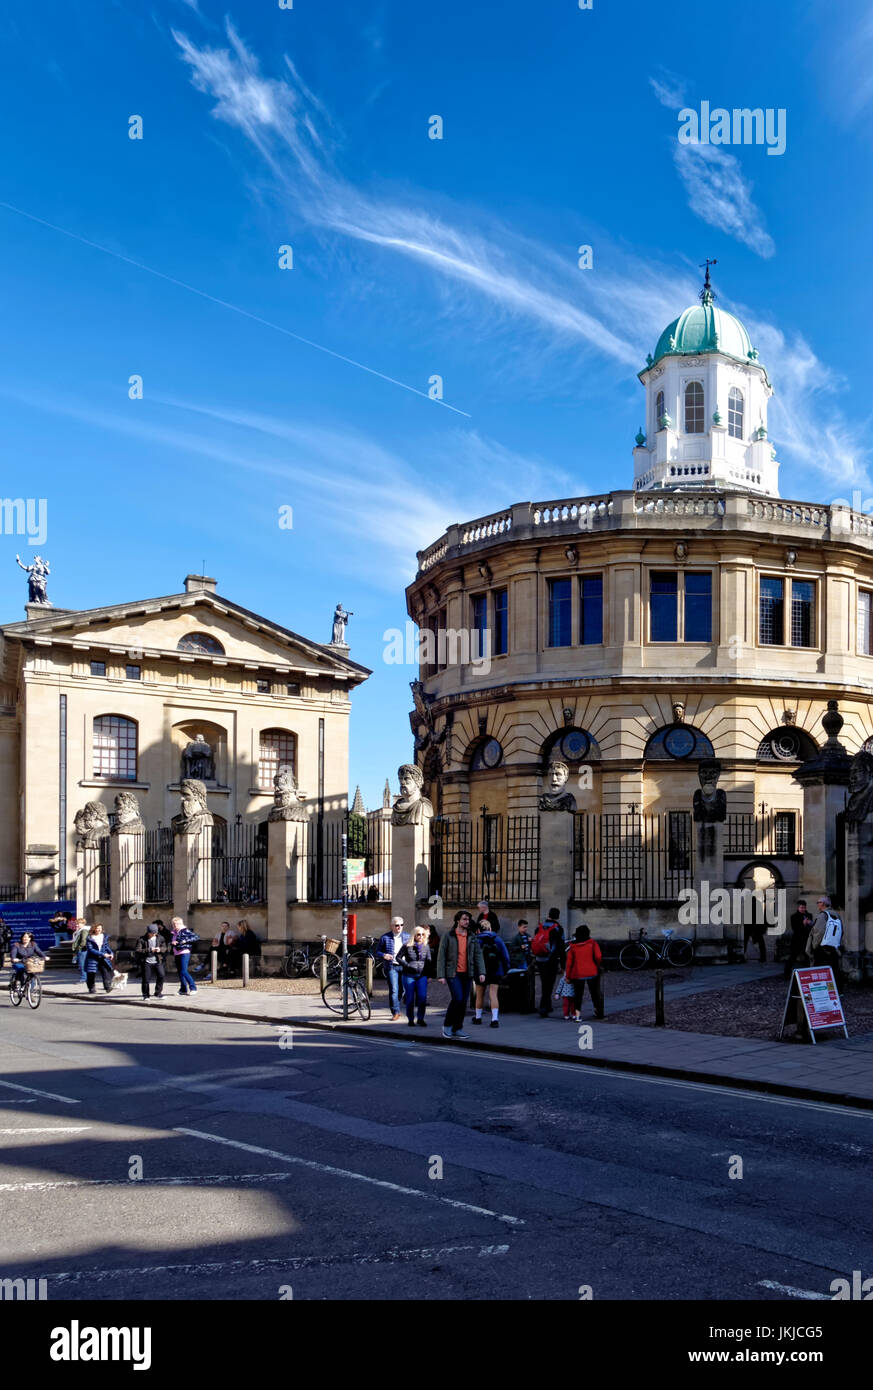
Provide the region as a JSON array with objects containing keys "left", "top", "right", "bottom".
[{"left": 779, "top": 966, "right": 848, "bottom": 1043}]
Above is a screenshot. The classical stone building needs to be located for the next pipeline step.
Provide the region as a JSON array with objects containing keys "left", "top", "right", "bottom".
[
  {"left": 406, "top": 276, "right": 873, "bottom": 939},
  {"left": 0, "top": 572, "right": 369, "bottom": 920}
]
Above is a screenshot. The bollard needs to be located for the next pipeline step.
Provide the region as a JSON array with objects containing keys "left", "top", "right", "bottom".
[
  {"left": 242, "top": 953, "right": 249, "bottom": 989},
  {"left": 319, "top": 952, "right": 328, "bottom": 990},
  {"left": 365, "top": 955, "right": 373, "bottom": 997},
  {"left": 654, "top": 968, "right": 665, "bottom": 1027},
  {"left": 211, "top": 948, "right": 218, "bottom": 984}
]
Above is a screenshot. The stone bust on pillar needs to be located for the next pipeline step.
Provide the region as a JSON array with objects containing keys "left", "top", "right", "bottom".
[
  {"left": 172, "top": 779, "right": 213, "bottom": 835},
  {"left": 539, "top": 759, "right": 576, "bottom": 812},
  {"left": 392, "top": 764, "right": 433, "bottom": 826},
  {"left": 268, "top": 764, "right": 308, "bottom": 822},
  {"left": 74, "top": 801, "right": 111, "bottom": 848},
  {"left": 112, "top": 790, "right": 144, "bottom": 835},
  {"left": 846, "top": 750, "right": 873, "bottom": 828},
  {"left": 693, "top": 759, "right": 726, "bottom": 823}
]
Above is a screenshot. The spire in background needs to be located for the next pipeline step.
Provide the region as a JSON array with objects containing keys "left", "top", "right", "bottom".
[
  {"left": 351, "top": 785, "right": 365, "bottom": 815},
  {"left": 383, "top": 778, "right": 391, "bottom": 809},
  {"left": 699, "top": 257, "right": 717, "bottom": 306}
]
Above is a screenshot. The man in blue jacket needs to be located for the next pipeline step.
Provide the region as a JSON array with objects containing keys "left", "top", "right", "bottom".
[
  {"left": 378, "top": 916, "right": 409, "bottom": 1020},
  {"left": 472, "top": 921, "right": 511, "bottom": 1028}
]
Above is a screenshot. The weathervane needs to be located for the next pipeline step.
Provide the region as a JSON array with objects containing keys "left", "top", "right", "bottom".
[{"left": 699, "top": 258, "right": 718, "bottom": 305}]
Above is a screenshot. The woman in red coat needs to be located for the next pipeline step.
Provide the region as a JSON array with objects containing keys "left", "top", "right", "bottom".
[{"left": 564, "top": 925, "right": 604, "bottom": 1020}]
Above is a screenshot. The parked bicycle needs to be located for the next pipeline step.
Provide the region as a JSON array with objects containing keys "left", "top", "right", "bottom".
[
  {"left": 8, "top": 961, "right": 42, "bottom": 1009},
  {"left": 321, "top": 957, "right": 371, "bottom": 1020},
  {"left": 619, "top": 927, "right": 694, "bottom": 971}
]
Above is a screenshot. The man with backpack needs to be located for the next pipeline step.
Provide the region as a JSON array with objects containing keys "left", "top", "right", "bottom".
[
  {"left": 472, "top": 919, "right": 510, "bottom": 1027},
  {"left": 807, "top": 895, "right": 843, "bottom": 973},
  {"left": 531, "top": 908, "right": 566, "bottom": 1017}
]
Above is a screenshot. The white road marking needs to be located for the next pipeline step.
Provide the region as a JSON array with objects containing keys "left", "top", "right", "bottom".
[
  {"left": 51, "top": 1243, "right": 511, "bottom": 1284},
  {"left": 0, "top": 1126, "right": 91, "bottom": 1135},
  {"left": 0, "top": 1079, "right": 79, "bottom": 1105},
  {"left": 0, "top": 1171, "right": 299, "bottom": 1192},
  {"left": 757, "top": 1279, "right": 831, "bottom": 1301},
  {"left": 176, "top": 1126, "right": 525, "bottom": 1227}
]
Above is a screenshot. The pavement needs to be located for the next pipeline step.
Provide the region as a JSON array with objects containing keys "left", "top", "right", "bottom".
[{"left": 39, "top": 962, "right": 873, "bottom": 1109}]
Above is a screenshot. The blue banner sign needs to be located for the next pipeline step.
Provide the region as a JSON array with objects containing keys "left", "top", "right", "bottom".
[{"left": 0, "top": 901, "right": 76, "bottom": 953}]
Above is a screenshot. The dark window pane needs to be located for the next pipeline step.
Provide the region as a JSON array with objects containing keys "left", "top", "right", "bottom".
[
  {"left": 684, "top": 572, "right": 712, "bottom": 642},
  {"left": 548, "top": 579, "right": 572, "bottom": 647},
  {"left": 650, "top": 571, "right": 678, "bottom": 642},
  {"left": 493, "top": 589, "right": 508, "bottom": 656},
  {"left": 774, "top": 812, "right": 796, "bottom": 856},
  {"left": 90, "top": 661, "right": 106, "bottom": 677},
  {"left": 580, "top": 574, "right": 603, "bottom": 645},
  {"left": 759, "top": 577, "right": 784, "bottom": 645},
  {"left": 472, "top": 593, "right": 488, "bottom": 659},
  {"left": 256, "top": 679, "right": 271, "bottom": 694},
  {"left": 791, "top": 580, "right": 815, "bottom": 648},
  {"left": 177, "top": 632, "right": 225, "bottom": 656},
  {"left": 125, "top": 665, "right": 141, "bottom": 681}
]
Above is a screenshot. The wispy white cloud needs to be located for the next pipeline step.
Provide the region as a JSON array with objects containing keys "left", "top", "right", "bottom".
[
  {"left": 649, "top": 70, "right": 688, "bottom": 111},
  {"left": 674, "top": 143, "right": 775, "bottom": 260}
]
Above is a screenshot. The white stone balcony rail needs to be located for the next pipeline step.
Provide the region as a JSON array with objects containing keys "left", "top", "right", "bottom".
[{"left": 413, "top": 489, "right": 873, "bottom": 576}]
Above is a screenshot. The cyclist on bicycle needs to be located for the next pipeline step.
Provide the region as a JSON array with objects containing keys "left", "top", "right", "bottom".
[{"left": 10, "top": 932, "right": 46, "bottom": 986}]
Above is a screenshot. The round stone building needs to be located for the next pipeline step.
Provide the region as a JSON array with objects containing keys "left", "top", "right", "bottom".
[{"left": 405, "top": 275, "right": 873, "bottom": 933}]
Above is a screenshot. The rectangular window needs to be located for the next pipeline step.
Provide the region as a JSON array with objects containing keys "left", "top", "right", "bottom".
[
  {"left": 125, "top": 664, "right": 141, "bottom": 681},
  {"left": 579, "top": 574, "right": 603, "bottom": 645},
  {"left": 493, "top": 588, "right": 508, "bottom": 656},
  {"left": 548, "top": 578, "right": 572, "bottom": 647},
  {"left": 431, "top": 608, "right": 447, "bottom": 670},
  {"left": 650, "top": 572, "right": 678, "bottom": 642},
  {"left": 859, "top": 590, "right": 872, "bottom": 656},
  {"left": 256, "top": 678, "right": 271, "bottom": 694},
  {"left": 759, "top": 577, "right": 784, "bottom": 645},
  {"left": 774, "top": 811, "right": 797, "bottom": 856},
  {"left": 287, "top": 681, "right": 301, "bottom": 695},
  {"left": 791, "top": 580, "right": 815, "bottom": 648},
  {"left": 472, "top": 593, "right": 488, "bottom": 660},
  {"left": 90, "top": 661, "right": 106, "bottom": 677},
  {"left": 684, "top": 572, "right": 712, "bottom": 643}
]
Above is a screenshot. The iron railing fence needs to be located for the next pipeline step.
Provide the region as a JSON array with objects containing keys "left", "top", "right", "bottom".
[
  {"left": 573, "top": 811, "right": 693, "bottom": 903},
  {"left": 194, "top": 822, "right": 267, "bottom": 904},
  {"left": 143, "top": 827, "right": 173, "bottom": 903},
  {"left": 725, "top": 811, "right": 803, "bottom": 857},
  {"left": 429, "top": 814, "right": 540, "bottom": 905}
]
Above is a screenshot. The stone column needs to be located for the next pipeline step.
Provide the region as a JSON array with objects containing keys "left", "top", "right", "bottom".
[
  {"left": 266, "top": 816, "right": 309, "bottom": 943},
  {"left": 392, "top": 820, "right": 431, "bottom": 932},
  {"left": 693, "top": 821, "right": 725, "bottom": 944},
  {"left": 538, "top": 809, "right": 575, "bottom": 928},
  {"left": 842, "top": 742, "right": 873, "bottom": 980},
  {"left": 173, "top": 831, "right": 199, "bottom": 922},
  {"left": 793, "top": 701, "right": 851, "bottom": 905},
  {"left": 110, "top": 831, "right": 144, "bottom": 937}
]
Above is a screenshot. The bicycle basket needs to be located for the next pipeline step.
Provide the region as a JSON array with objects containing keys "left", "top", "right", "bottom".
[
  {"left": 324, "top": 938, "right": 341, "bottom": 954},
  {"left": 25, "top": 958, "right": 45, "bottom": 975}
]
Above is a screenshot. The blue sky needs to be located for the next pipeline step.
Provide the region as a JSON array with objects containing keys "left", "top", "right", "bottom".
[{"left": 1, "top": 0, "right": 872, "bottom": 805}]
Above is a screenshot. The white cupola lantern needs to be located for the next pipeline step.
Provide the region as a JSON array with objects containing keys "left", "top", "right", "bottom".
[{"left": 633, "top": 262, "right": 778, "bottom": 497}]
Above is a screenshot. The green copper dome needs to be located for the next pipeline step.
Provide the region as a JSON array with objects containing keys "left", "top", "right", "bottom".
[{"left": 649, "top": 293, "right": 761, "bottom": 371}]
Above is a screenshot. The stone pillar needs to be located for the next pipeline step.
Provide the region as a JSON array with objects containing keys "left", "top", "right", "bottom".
[
  {"left": 693, "top": 821, "right": 726, "bottom": 943},
  {"left": 75, "top": 845, "right": 85, "bottom": 920},
  {"left": 793, "top": 701, "right": 851, "bottom": 905},
  {"left": 843, "top": 823, "right": 872, "bottom": 979},
  {"left": 173, "top": 831, "right": 199, "bottom": 922},
  {"left": 110, "top": 832, "right": 144, "bottom": 937},
  {"left": 538, "top": 809, "right": 575, "bottom": 928},
  {"left": 267, "top": 816, "right": 309, "bottom": 942},
  {"left": 392, "top": 820, "right": 431, "bottom": 932}
]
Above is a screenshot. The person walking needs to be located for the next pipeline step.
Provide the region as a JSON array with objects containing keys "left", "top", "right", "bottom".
[
  {"left": 743, "top": 911, "right": 767, "bottom": 963},
  {"left": 531, "top": 909, "right": 566, "bottom": 1017},
  {"left": 70, "top": 918, "right": 91, "bottom": 983},
  {"left": 397, "top": 926, "right": 432, "bottom": 1027},
  {"left": 472, "top": 919, "right": 510, "bottom": 1027},
  {"left": 807, "top": 895, "right": 843, "bottom": 973},
  {"left": 84, "top": 924, "right": 114, "bottom": 994},
  {"left": 170, "top": 916, "right": 199, "bottom": 996},
  {"left": 378, "top": 916, "right": 409, "bottom": 1021},
  {"left": 231, "top": 920, "right": 261, "bottom": 977},
  {"left": 508, "top": 919, "right": 533, "bottom": 969},
  {"left": 564, "top": 925, "right": 604, "bottom": 1020},
  {"left": 437, "top": 910, "right": 485, "bottom": 1040},
  {"left": 475, "top": 900, "right": 501, "bottom": 934},
  {"left": 426, "top": 923, "right": 441, "bottom": 973},
  {"left": 135, "top": 924, "right": 167, "bottom": 1000},
  {"left": 784, "top": 898, "right": 814, "bottom": 980}
]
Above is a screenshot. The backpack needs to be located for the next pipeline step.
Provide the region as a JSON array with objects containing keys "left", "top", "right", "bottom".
[
  {"left": 480, "top": 933, "right": 500, "bottom": 972},
  {"left": 822, "top": 912, "right": 843, "bottom": 950},
  {"left": 531, "top": 925, "right": 553, "bottom": 959}
]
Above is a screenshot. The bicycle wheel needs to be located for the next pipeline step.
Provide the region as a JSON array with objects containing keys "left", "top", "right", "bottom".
[
  {"left": 285, "top": 950, "right": 305, "bottom": 979},
  {"left": 9, "top": 978, "right": 23, "bottom": 1006},
  {"left": 352, "top": 980, "right": 371, "bottom": 1020},
  {"left": 26, "top": 975, "right": 41, "bottom": 1009},
  {"left": 311, "top": 952, "right": 341, "bottom": 982},
  {"left": 665, "top": 937, "right": 694, "bottom": 968},
  {"left": 619, "top": 941, "right": 650, "bottom": 971},
  {"left": 321, "top": 977, "right": 357, "bottom": 1014}
]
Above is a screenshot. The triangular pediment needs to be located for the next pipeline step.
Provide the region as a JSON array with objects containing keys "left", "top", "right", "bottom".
[{"left": 2, "top": 589, "right": 369, "bottom": 682}]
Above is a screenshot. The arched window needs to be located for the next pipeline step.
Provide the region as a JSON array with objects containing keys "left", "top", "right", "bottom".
[
  {"left": 644, "top": 724, "right": 714, "bottom": 760},
  {"left": 177, "top": 632, "right": 225, "bottom": 656},
  {"left": 684, "top": 381, "right": 704, "bottom": 434},
  {"left": 258, "top": 729, "right": 297, "bottom": 787},
  {"left": 656, "top": 391, "right": 665, "bottom": 428},
  {"left": 541, "top": 727, "right": 601, "bottom": 768},
  {"left": 728, "top": 387, "right": 744, "bottom": 439},
  {"left": 756, "top": 728, "right": 817, "bottom": 762},
  {"left": 470, "top": 737, "right": 504, "bottom": 770},
  {"left": 93, "top": 715, "right": 137, "bottom": 781}
]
